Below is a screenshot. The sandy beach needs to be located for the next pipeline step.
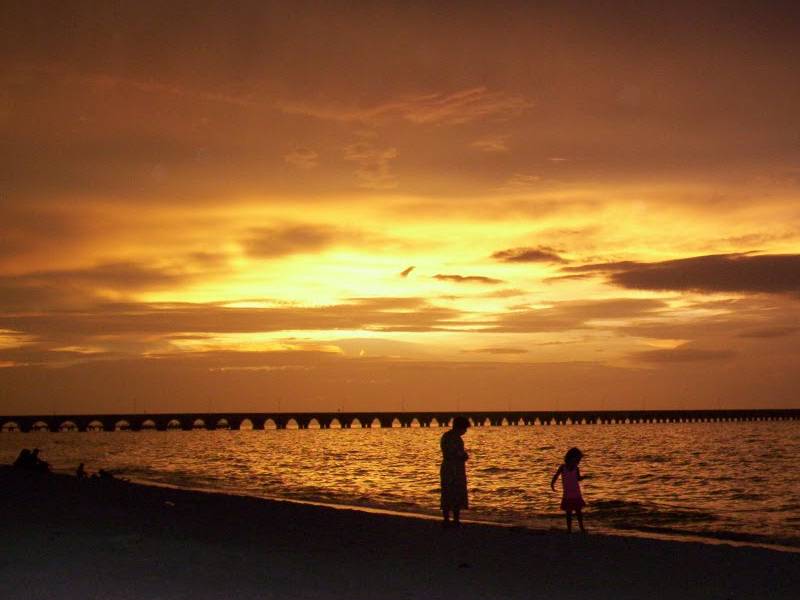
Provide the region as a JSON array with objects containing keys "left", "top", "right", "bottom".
[{"left": 1, "top": 466, "right": 798, "bottom": 599}]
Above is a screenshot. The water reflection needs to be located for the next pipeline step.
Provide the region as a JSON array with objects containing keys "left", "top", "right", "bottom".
[{"left": 2, "top": 421, "right": 799, "bottom": 547}]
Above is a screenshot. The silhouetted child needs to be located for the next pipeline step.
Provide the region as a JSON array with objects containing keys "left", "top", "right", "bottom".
[
  {"left": 76, "top": 463, "right": 87, "bottom": 480},
  {"left": 550, "top": 447, "right": 590, "bottom": 533}
]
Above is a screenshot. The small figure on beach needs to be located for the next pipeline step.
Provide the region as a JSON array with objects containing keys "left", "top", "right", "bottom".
[
  {"left": 76, "top": 463, "right": 87, "bottom": 480},
  {"left": 96, "top": 469, "right": 115, "bottom": 481},
  {"left": 440, "top": 416, "right": 470, "bottom": 528},
  {"left": 13, "top": 449, "right": 33, "bottom": 469},
  {"left": 86, "top": 468, "right": 126, "bottom": 484},
  {"left": 31, "top": 448, "right": 50, "bottom": 472},
  {"left": 13, "top": 448, "right": 50, "bottom": 472},
  {"left": 551, "top": 447, "right": 590, "bottom": 533}
]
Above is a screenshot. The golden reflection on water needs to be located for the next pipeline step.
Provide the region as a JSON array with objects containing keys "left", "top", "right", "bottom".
[{"left": 2, "top": 421, "right": 799, "bottom": 546}]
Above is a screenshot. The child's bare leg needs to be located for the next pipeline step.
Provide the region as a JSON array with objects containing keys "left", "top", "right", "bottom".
[
  {"left": 576, "top": 509, "right": 586, "bottom": 533},
  {"left": 453, "top": 508, "right": 461, "bottom": 526},
  {"left": 442, "top": 509, "right": 451, "bottom": 524},
  {"left": 565, "top": 510, "right": 573, "bottom": 533}
]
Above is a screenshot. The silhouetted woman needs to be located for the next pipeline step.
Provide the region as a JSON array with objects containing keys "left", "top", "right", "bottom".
[{"left": 440, "top": 416, "right": 470, "bottom": 527}]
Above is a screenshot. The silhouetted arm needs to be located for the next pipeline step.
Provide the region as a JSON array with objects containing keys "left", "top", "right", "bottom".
[
  {"left": 442, "top": 433, "right": 468, "bottom": 462},
  {"left": 457, "top": 438, "right": 468, "bottom": 462},
  {"left": 550, "top": 465, "right": 562, "bottom": 491},
  {"left": 577, "top": 466, "right": 590, "bottom": 481}
]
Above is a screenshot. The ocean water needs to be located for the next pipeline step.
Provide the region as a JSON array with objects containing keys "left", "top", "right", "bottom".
[{"left": 2, "top": 420, "right": 800, "bottom": 550}]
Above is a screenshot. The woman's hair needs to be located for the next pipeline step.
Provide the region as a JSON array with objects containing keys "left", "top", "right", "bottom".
[
  {"left": 452, "top": 416, "right": 471, "bottom": 430},
  {"left": 564, "top": 447, "right": 583, "bottom": 465}
]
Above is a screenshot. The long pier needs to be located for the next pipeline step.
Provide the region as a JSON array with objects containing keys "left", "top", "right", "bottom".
[{"left": 1, "top": 409, "right": 799, "bottom": 432}]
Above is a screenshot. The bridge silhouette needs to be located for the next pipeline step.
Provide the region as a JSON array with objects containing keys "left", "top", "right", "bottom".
[{"left": 1, "top": 409, "right": 799, "bottom": 432}]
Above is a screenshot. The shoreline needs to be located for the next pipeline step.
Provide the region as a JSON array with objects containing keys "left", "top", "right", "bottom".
[
  {"left": 125, "top": 474, "right": 800, "bottom": 555},
  {"left": 2, "top": 466, "right": 799, "bottom": 599}
]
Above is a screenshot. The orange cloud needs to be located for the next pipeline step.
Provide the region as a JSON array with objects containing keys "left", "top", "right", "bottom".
[
  {"left": 462, "top": 347, "right": 528, "bottom": 354},
  {"left": 0, "top": 262, "right": 204, "bottom": 310},
  {"left": 471, "top": 134, "right": 510, "bottom": 153},
  {"left": 243, "top": 225, "right": 339, "bottom": 258},
  {"left": 0, "top": 298, "right": 469, "bottom": 343},
  {"left": 343, "top": 138, "right": 398, "bottom": 189},
  {"left": 489, "top": 299, "right": 668, "bottom": 333},
  {"left": 281, "top": 87, "right": 532, "bottom": 126},
  {"left": 284, "top": 148, "right": 319, "bottom": 169},
  {"left": 433, "top": 274, "right": 504, "bottom": 285},
  {"left": 630, "top": 347, "right": 737, "bottom": 363},
  {"left": 492, "top": 246, "right": 567, "bottom": 264}
]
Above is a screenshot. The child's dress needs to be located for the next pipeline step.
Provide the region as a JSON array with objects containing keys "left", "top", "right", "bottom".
[{"left": 560, "top": 465, "right": 586, "bottom": 511}]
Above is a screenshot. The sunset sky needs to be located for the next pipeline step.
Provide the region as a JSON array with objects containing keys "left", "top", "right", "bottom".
[{"left": 1, "top": 1, "right": 799, "bottom": 414}]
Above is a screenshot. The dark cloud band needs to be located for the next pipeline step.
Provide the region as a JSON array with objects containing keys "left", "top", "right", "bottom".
[{"left": 566, "top": 253, "right": 800, "bottom": 294}]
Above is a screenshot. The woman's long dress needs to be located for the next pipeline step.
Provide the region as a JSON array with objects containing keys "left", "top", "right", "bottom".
[{"left": 440, "top": 429, "right": 468, "bottom": 510}]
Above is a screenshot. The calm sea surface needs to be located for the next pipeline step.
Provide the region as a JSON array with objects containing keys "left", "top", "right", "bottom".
[{"left": 3, "top": 421, "right": 800, "bottom": 550}]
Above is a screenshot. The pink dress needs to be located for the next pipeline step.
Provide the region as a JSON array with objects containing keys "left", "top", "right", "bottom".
[{"left": 560, "top": 465, "right": 586, "bottom": 511}]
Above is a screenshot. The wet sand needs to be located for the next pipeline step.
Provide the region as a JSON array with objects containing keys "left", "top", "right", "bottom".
[{"left": 1, "top": 466, "right": 798, "bottom": 599}]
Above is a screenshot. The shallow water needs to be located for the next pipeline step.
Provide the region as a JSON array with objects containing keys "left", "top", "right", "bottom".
[{"left": 3, "top": 421, "right": 799, "bottom": 549}]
